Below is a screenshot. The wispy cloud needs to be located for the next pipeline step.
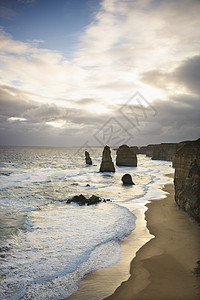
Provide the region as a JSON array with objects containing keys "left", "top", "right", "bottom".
[{"left": 0, "top": 0, "right": 200, "bottom": 146}]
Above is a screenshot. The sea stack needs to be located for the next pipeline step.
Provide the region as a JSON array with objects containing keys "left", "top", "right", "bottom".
[
  {"left": 174, "top": 138, "right": 200, "bottom": 222},
  {"left": 116, "top": 144, "right": 137, "bottom": 166},
  {"left": 121, "top": 173, "right": 135, "bottom": 185},
  {"left": 85, "top": 151, "right": 92, "bottom": 165},
  {"left": 99, "top": 145, "right": 115, "bottom": 172}
]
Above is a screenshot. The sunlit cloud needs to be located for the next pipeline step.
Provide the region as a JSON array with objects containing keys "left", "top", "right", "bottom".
[
  {"left": 0, "top": 0, "right": 200, "bottom": 146},
  {"left": 46, "top": 120, "right": 66, "bottom": 128},
  {"left": 8, "top": 117, "right": 27, "bottom": 122}
]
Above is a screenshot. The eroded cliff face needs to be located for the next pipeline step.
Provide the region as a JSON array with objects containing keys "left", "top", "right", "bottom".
[
  {"left": 174, "top": 139, "right": 200, "bottom": 222},
  {"left": 138, "top": 142, "right": 188, "bottom": 163},
  {"left": 152, "top": 143, "right": 178, "bottom": 161}
]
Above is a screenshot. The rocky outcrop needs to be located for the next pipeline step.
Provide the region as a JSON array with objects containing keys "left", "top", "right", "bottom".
[
  {"left": 174, "top": 138, "right": 200, "bottom": 222},
  {"left": 116, "top": 145, "right": 137, "bottom": 166},
  {"left": 152, "top": 143, "right": 178, "bottom": 161},
  {"left": 66, "top": 194, "right": 109, "bottom": 206},
  {"left": 138, "top": 142, "right": 189, "bottom": 163},
  {"left": 85, "top": 151, "right": 92, "bottom": 165},
  {"left": 99, "top": 145, "right": 115, "bottom": 172},
  {"left": 130, "top": 146, "right": 139, "bottom": 154},
  {"left": 139, "top": 144, "right": 156, "bottom": 157},
  {"left": 121, "top": 174, "right": 135, "bottom": 185}
]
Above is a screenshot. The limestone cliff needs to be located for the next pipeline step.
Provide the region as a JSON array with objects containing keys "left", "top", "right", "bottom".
[
  {"left": 174, "top": 138, "right": 200, "bottom": 222},
  {"left": 139, "top": 144, "right": 157, "bottom": 157},
  {"left": 116, "top": 145, "right": 137, "bottom": 166},
  {"left": 151, "top": 143, "right": 178, "bottom": 161},
  {"left": 138, "top": 142, "right": 188, "bottom": 163},
  {"left": 99, "top": 145, "right": 115, "bottom": 172}
]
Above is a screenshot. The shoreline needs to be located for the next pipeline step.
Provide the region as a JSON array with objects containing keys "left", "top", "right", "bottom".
[
  {"left": 66, "top": 175, "right": 172, "bottom": 300},
  {"left": 105, "top": 179, "right": 200, "bottom": 300},
  {"left": 67, "top": 204, "right": 153, "bottom": 300}
]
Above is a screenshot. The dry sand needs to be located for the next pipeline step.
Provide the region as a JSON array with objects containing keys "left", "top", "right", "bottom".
[{"left": 105, "top": 180, "right": 200, "bottom": 300}]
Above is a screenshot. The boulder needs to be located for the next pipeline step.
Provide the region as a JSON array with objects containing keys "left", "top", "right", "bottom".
[
  {"left": 122, "top": 173, "right": 135, "bottom": 185},
  {"left": 85, "top": 151, "right": 92, "bottom": 165},
  {"left": 116, "top": 145, "right": 137, "bottom": 166},
  {"left": 66, "top": 194, "right": 102, "bottom": 206},
  {"left": 99, "top": 145, "right": 115, "bottom": 172},
  {"left": 174, "top": 138, "right": 200, "bottom": 222}
]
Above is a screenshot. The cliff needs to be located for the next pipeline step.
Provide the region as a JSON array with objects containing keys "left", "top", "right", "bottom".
[
  {"left": 151, "top": 143, "right": 178, "bottom": 161},
  {"left": 116, "top": 145, "right": 137, "bottom": 166},
  {"left": 139, "top": 144, "right": 156, "bottom": 157},
  {"left": 138, "top": 142, "right": 188, "bottom": 163},
  {"left": 174, "top": 138, "right": 200, "bottom": 222}
]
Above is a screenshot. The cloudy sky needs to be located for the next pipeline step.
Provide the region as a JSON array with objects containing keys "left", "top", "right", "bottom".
[{"left": 0, "top": 0, "right": 200, "bottom": 147}]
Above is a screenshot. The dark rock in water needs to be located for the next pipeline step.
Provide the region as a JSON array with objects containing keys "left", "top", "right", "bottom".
[
  {"left": 87, "top": 195, "right": 101, "bottom": 205},
  {"left": 174, "top": 138, "right": 200, "bottom": 222},
  {"left": 68, "top": 194, "right": 86, "bottom": 205},
  {"left": 86, "top": 184, "right": 90, "bottom": 187},
  {"left": 116, "top": 145, "right": 137, "bottom": 166},
  {"left": 0, "top": 172, "right": 11, "bottom": 176},
  {"left": 122, "top": 173, "right": 135, "bottom": 185},
  {"left": 99, "top": 145, "right": 115, "bottom": 172},
  {"left": 66, "top": 194, "right": 103, "bottom": 206},
  {"left": 85, "top": 151, "right": 92, "bottom": 165}
]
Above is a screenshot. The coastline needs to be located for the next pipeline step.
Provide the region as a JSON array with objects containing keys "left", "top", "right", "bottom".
[
  {"left": 67, "top": 204, "right": 153, "bottom": 300},
  {"left": 66, "top": 174, "right": 172, "bottom": 300},
  {"left": 105, "top": 178, "right": 200, "bottom": 300}
]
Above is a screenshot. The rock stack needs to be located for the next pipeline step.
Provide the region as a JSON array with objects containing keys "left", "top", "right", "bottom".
[
  {"left": 116, "top": 144, "right": 137, "bottom": 166},
  {"left": 99, "top": 145, "right": 115, "bottom": 172},
  {"left": 85, "top": 151, "right": 92, "bottom": 165},
  {"left": 121, "top": 174, "right": 135, "bottom": 185},
  {"left": 174, "top": 138, "right": 200, "bottom": 222}
]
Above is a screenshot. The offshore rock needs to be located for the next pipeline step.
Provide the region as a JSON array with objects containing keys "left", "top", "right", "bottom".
[
  {"left": 85, "top": 151, "right": 92, "bottom": 165},
  {"left": 116, "top": 145, "right": 137, "bottom": 166},
  {"left": 66, "top": 194, "right": 102, "bottom": 206},
  {"left": 174, "top": 138, "right": 200, "bottom": 222},
  {"left": 121, "top": 174, "right": 135, "bottom": 185},
  {"left": 99, "top": 145, "right": 115, "bottom": 172}
]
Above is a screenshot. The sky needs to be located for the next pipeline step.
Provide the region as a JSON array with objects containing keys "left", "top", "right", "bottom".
[{"left": 0, "top": 0, "right": 200, "bottom": 147}]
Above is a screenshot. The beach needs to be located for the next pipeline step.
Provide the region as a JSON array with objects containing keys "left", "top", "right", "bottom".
[
  {"left": 68, "top": 175, "right": 200, "bottom": 300},
  {"left": 1, "top": 147, "right": 199, "bottom": 299},
  {"left": 105, "top": 178, "right": 200, "bottom": 300}
]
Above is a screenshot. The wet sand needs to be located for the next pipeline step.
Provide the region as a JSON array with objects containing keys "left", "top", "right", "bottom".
[
  {"left": 67, "top": 206, "right": 153, "bottom": 300},
  {"left": 105, "top": 180, "right": 200, "bottom": 300}
]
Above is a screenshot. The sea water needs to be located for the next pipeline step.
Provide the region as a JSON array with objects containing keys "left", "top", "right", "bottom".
[{"left": 0, "top": 147, "right": 174, "bottom": 299}]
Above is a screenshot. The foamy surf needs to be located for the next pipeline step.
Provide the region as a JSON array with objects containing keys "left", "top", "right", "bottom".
[{"left": 0, "top": 147, "right": 174, "bottom": 299}]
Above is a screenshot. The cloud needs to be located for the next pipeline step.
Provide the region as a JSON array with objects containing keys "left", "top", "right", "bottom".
[
  {"left": 0, "top": 84, "right": 38, "bottom": 118},
  {"left": 0, "top": 2, "right": 16, "bottom": 20},
  {"left": 171, "top": 55, "right": 200, "bottom": 94},
  {"left": 0, "top": 0, "right": 200, "bottom": 146},
  {"left": 0, "top": 30, "right": 86, "bottom": 102},
  {"left": 141, "top": 55, "right": 200, "bottom": 95}
]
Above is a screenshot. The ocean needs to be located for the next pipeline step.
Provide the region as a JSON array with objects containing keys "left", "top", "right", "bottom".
[{"left": 0, "top": 146, "right": 174, "bottom": 300}]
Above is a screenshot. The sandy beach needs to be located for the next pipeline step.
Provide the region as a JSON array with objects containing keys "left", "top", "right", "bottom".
[
  {"left": 67, "top": 175, "right": 200, "bottom": 300},
  {"left": 105, "top": 179, "right": 200, "bottom": 300}
]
